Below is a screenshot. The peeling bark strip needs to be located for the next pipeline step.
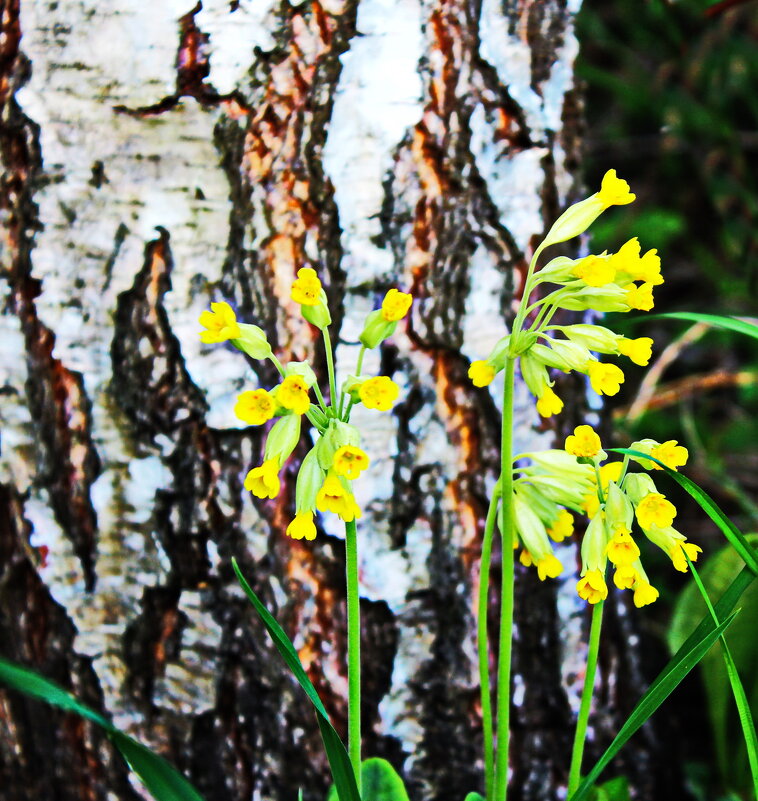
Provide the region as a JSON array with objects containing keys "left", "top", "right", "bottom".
[{"left": 0, "top": 1, "right": 690, "bottom": 800}]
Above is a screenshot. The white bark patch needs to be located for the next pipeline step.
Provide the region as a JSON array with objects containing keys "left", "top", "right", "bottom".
[{"left": 322, "top": 0, "right": 424, "bottom": 286}]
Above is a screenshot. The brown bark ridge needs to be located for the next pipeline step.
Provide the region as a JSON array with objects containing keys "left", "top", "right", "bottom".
[{"left": 0, "top": 1, "right": 686, "bottom": 801}]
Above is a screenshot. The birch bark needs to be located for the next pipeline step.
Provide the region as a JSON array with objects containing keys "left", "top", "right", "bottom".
[{"left": 0, "top": 1, "right": 681, "bottom": 800}]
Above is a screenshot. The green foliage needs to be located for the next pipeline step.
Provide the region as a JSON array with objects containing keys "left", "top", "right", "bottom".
[
  {"left": 650, "top": 313, "right": 758, "bottom": 342},
  {"left": 231, "top": 558, "right": 361, "bottom": 801},
  {"left": 327, "top": 759, "right": 409, "bottom": 801},
  {"left": 592, "top": 776, "right": 631, "bottom": 801},
  {"left": 0, "top": 659, "right": 205, "bottom": 801},
  {"left": 670, "top": 537, "right": 758, "bottom": 796}
]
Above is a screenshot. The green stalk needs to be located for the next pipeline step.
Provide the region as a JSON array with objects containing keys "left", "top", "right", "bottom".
[
  {"left": 493, "top": 356, "right": 516, "bottom": 801},
  {"left": 478, "top": 484, "right": 502, "bottom": 800},
  {"left": 344, "top": 519, "right": 362, "bottom": 794},
  {"left": 323, "top": 327, "right": 338, "bottom": 411},
  {"left": 567, "top": 600, "right": 604, "bottom": 796}
]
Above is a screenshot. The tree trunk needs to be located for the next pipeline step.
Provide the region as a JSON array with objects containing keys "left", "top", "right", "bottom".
[{"left": 0, "top": 1, "right": 684, "bottom": 800}]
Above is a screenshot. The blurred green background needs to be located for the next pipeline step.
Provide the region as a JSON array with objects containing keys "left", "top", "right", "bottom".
[{"left": 576, "top": 0, "right": 757, "bottom": 798}]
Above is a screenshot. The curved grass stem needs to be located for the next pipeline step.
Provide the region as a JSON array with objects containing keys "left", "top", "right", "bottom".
[{"left": 344, "top": 519, "right": 362, "bottom": 794}]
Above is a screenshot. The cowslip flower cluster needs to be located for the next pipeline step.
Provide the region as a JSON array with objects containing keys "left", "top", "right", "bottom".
[
  {"left": 199, "top": 276, "right": 412, "bottom": 540},
  {"left": 467, "top": 170, "right": 659, "bottom": 416},
  {"left": 563, "top": 426, "right": 700, "bottom": 607}
]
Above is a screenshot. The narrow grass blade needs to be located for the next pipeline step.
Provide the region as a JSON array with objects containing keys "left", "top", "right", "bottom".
[
  {"left": 0, "top": 658, "right": 206, "bottom": 801},
  {"left": 610, "top": 449, "right": 758, "bottom": 576},
  {"left": 686, "top": 557, "right": 758, "bottom": 798},
  {"left": 568, "top": 610, "right": 739, "bottom": 801},
  {"left": 648, "top": 312, "right": 758, "bottom": 341},
  {"left": 231, "top": 558, "right": 361, "bottom": 801}
]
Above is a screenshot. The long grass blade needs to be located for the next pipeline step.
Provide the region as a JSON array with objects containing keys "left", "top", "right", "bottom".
[
  {"left": 648, "top": 312, "right": 758, "bottom": 341},
  {"left": 231, "top": 557, "right": 361, "bottom": 801},
  {"left": 0, "top": 658, "right": 205, "bottom": 801}
]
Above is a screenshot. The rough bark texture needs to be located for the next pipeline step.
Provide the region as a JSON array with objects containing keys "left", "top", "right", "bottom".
[{"left": 0, "top": 1, "right": 685, "bottom": 800}]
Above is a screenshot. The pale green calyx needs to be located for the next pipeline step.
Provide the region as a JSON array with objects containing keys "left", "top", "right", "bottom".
[
  {"left": 285, "top": 360, "right": 318, "bottom": 388},
  {"left": 234, "top": 323, "right": 273, "bottom": 360},
  {"left": 265, "top": 414, "right": 302, "bottom": 465}
]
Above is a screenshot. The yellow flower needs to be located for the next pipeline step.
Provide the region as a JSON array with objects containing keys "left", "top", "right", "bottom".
[
  {"left": 670, "top": 541, "right": 703, "bottom": 573},
  {"left": 587, "top": 361, "right": 625, "bottom": 396},
  {"left": 547, "top": 509, "right": 574, "bottom": 542},
  {"left": 234, "top": 389, "right": 276, "bottom": 425},
  {"left": 617, "top": 337, "right": 653, "bottom": 366},
  {"left": 606, "top": 530, "right": 640, "bottom": 566},
  {"left": 625, "top": 282, "right": 655, "bottom": 311},
  {"left": 199, "top": 301, "right": 241, "bottom": 343},
  {"left": 244, "top": 458, "right": 280, "bottom": 499},
  {"left": 565, "top": 424, "right": 602, "bottom": 458},
  {"left": 536, "top": 387, "right": 564, "bottom": 417},
  {"left": 536, "top": 554, "right": 563, "bottom": 581},
  {"left": 277, "top": 375, "right": 311, "bottom": 415},
  {"left": 636, "top": 493, "right": 677, "bottom": 530},
  {"left": 583, "top": 492, "right": 600, "bottom": 519},
  {"left": 333, "top": 445, "right": 370, "bottom": 480},
  {"left": 573, "top": 255, "right": 616, "bottom": 287},
  {"left": 469, "top": 360, "right": 496, "bottom": 387},
  {"left": 577, "top": 569, "right": 608, "bottom": 604},
  {"left": 316, "top": 471, "right": 362, "bottom": 522},
  {"left": 633, "top": 580, "right": 659, "bottom": 607},
  {"left": 613, "top": 564, "right": 638, "bottom": 590},
  {"left": 519, "top": 549, "right": 533, "bottom": 567},
  {"left": 359, "top": 376, "right": 400, "bottom": 411},
  {"left": 632, "top": 249, "right": 663, "bottom": 285},
  {"left": 286, "top": 511, "right": 318, "bottom": 541},
  {"left": 650, "top": 440, "right": 689, "bottom": 471},
  {"left": 597, "top": 169, "right": 635, "bottom": 208},
  {"left": 381, "top": 289, "right": 413, "bottom": 322},
  {"left": 291, "top": 267, "right": 323, "bottom": 306}
]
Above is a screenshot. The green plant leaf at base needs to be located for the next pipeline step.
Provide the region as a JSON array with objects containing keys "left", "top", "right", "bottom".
[
  {"left": 328, "top": 758, "right": 409, "bottom": 801},
  {"left": 609, "top": 449, "right": 758, "bottom": 576},
  {"left": 568, "top": 610, "right": 739, "bottom": 801},
  {"left": 232, "top": 558, "right": 360, "bottom": 801},
  {"left": 0, "top": 658, "right": 205, "bottom": 801}
]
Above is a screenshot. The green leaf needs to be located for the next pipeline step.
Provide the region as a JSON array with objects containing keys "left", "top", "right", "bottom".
[
  {"left": 648, "top": 312, "right": 758, "bottom": 341},
  {"left": 232, "top": 558, "right": 361, "bottom": 801},
  {"left": 0, "top": 658, "right": 205, "bottom": 801},
  {"left": 594, "top": 776, "right": 630, "bottom": 801},
  {"left": 568, "top": 610, "right": 739, "bottom": 801},
  {"left": 670, "top": 539, "right": 758, "bottom": 794},
  {"left": 328, "top": 759, "right": 409, "bottom": 801},
  {"left": 463, "top": 794, "right": 487, "bottom": 801},
  {"left": 609, "top": 449, "right": 758, "bottom": 576}
]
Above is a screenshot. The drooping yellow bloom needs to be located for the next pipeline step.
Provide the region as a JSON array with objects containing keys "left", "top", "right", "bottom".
[
  {"left": 565, "top": 425, "right": 602, "bottom": 458},
  {"left": 381, "top": 289, "right": 413, "bottom": 322},
  {"left": 290, "top": 267, "right": 323, "bottom": 306},
  {"left": 244, "top": 458, "right": 281, "bottom": 499},
  {"left": 359, "top": 376, "right": 400, "bottom": 411},
  {"left": 199, "top": 301, "right": 241, "bottom": 343},
  {"left": 625, "top": 282, "right": 655, "bottom": 311},
  {"left": 650, "top": 440, "right": 689, "bottom": 471},
  {"left": 547, "top": 509, "right": 574, "bottom": 542},
  {"left": 574, "top": 255, "right": 616, "bottom": 287},
  {"left": 577, "top": 569, "right": 608, "bottom": 604},
  {"left": 633, "top": 249, "right": 663, "bottom": 285},
  {"left": 536, "top": 554, "right": 563, "bottom": 581},
  {"left": 606, "top": 530, "right": 640, "bottom": 566},
  {"left": 277, "top": 375, "right": 311, "bottom": 415},
  {"left": 587, "top": 361, "right": 625, "bottom": 396},
  {"left": 669, "top": 541, "right": 703, "bottom": 573},
  {"left": 333, "top": 445, "right": 370, "bottom": 480},
  {"left": 234, "top": 389, "right": 276, "bottom": 425},
  {"left": 613, "top": 564, "right": 638, "bottom": 590},
  {"left": 597, "top": 169, "right": 636, "bottom": 208},
  {"left": 633, "top": 581, "right": 659, "bottom": 607},
  {"left": 316, "top": 471, "right": 362, "bottom": 522},
  {"left": 536, "top": 386, "right": 564, "bottom": 417},
  {"left": 610, "top": 238, "right": 641, "bottom": 273},
  {"left": 286, "top": 511, "right": 318, "bottom": 541},
  {"left": 636, "top": 493, "right": 677, "bottom": 530},
  {"left": 469, "top": 360, "right": 496, "bottom": 387},
  {"left": 617, "top": 337, "right": 653, "bottom": 366}
]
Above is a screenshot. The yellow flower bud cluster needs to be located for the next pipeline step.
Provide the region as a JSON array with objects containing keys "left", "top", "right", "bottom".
[
  {"left": 562, "top": 426, "right": 700, "bottom": 607},
  {"left": 197, "top": 280, "right": 410, "bottom": 541},
  {"left": 466, "top": 171, "right": 661, "bottom": 418}
]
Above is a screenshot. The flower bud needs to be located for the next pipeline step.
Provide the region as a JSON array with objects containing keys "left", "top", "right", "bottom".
[
  {"left": 581, "top": 511, "right": 610, "bottom": 574},
  {"left": 295, "top": 447, "right": 325, "bottom": 513},
  {"left": 264, "top": 414, "right": 301, "bottom": 465},
  {"left": 359, "top": 309, "right": 397, "bottom": 349},
  {"left": 233, "top": 323, "right": 273, "bottom": 360}
]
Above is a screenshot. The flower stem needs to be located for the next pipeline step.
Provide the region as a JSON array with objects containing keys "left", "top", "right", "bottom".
[
  {"left": 323, "top": 327, "right": 338, "bottom": 411},
  {"left": 344, "top": 519, "right": 362, "bottom": 793},
  {"left": 567, "top": 599, "right": 604, "bottom": 796},
  {"left": 493, "top": 356, "right": 516, "bottom": 801},
  {"left": 478, "top": 484, "right": 501, "bottom": 800}
]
